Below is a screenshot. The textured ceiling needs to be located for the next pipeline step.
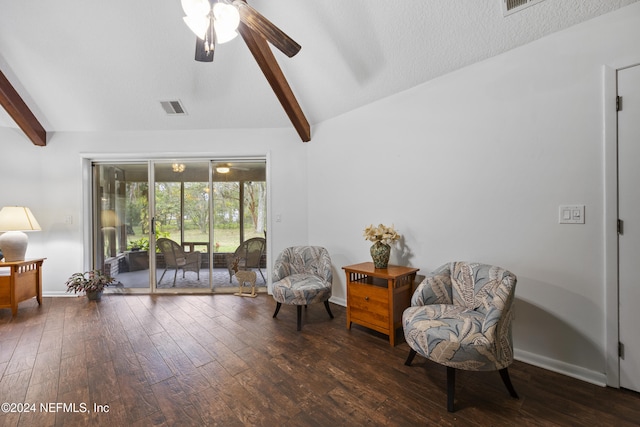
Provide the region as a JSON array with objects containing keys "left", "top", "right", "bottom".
[{"left": 0, "top": 0, "right": 638, "bottom": 138}]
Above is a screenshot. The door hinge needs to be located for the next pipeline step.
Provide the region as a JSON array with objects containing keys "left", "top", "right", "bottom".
[
  {"left": 617, "top": 95, "right": 623, "bottom": 112},
  {"left": 619, "top": 342, "right": 625, "bottom": 359},
  {"left": 618, "top": 219, "right": 624, "bottom": 235}
]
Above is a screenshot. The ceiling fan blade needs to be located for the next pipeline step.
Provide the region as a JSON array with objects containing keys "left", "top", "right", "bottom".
[
  {"left": 233, "top": 0, "right": 301, "bottom": 58},
  {"left": 237, "top": 21, "right": 310, "bottom": 142},
  {"left": 195, "top": 37, "right": 214, "bottom": 62}
]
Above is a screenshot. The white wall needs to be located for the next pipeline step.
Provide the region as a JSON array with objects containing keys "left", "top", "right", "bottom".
[
  {"left": 0, "top": 127, "right": 309, "bottom": 295},
  {"left": 308, "top": 3, "right": 640, "bottom": 385}
]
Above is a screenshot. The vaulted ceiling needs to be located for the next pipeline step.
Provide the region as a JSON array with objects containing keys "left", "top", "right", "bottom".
[{"left": 1, "top": 0, "right": 638, "bottom": 144}]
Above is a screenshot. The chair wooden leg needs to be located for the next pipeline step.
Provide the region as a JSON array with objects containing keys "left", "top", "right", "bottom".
[
  {"left": 404, "top": 349, "right": 417, "bottom": 366},
  {"left": 499, "top": 368, "right": 519, "bottom": 399},
  {"left": 272, "top": 302, "right": 282, "bottom": 318},
  {"left": 297, "top": 306, "right": 302, "bottom": 331},
  {"left": 324, "top": 301, "right": 334, "bottom": 319},
  {"left": 447, "top": 367, "right": 456, "bottom": 412}
]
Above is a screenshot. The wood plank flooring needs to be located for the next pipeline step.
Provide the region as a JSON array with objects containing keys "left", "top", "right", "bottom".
[{"left": 0, "top": 295, "right": 638, "bottom": 426}]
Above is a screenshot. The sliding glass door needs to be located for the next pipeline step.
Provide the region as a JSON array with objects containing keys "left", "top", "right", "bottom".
[
  {"left": 94, "top": 162, "right": 151, "bottom": 290},
  {"left": 92, "top": 159, "right": 267, "bottom": 293},
  {"left": 154, "top": 161, "right": 211, "bottom": 291}
]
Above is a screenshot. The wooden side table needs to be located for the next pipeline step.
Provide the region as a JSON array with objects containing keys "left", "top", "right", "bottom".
[
  {"left": 343, "top": 262, "right": 419, "bottom": 346},
  {"left": 0, "top": 258, "right": 45, "bottom": 316}
]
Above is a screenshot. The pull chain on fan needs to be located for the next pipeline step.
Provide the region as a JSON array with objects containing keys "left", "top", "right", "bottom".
[{"left": 182, "top": 0, "right": 240, "bottom": 61}]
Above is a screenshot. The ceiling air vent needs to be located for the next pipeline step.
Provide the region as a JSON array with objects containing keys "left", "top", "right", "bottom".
[
  {"left": 502, "top": 0, "right": 545, "bottom": 16},
  {"left": 160, "top": 100, "right": 187, "bottom": 115}
]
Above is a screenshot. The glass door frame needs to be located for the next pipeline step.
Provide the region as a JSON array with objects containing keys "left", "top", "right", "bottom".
[
  {"left": 150, "top": 160, "right": 215, "bottom": 294},
  {"left": 82, "top": 154, "right": 270, "bottom": 295}
]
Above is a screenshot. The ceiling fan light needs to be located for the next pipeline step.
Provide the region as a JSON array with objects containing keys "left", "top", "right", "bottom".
[
  {"left": 183, "top": 15, "right": 209, "bottom": 40},
  {"left": 216, "top": 165, "right": 230, "bottom": 173},
  {"left": 212, "top": 2, "right": 240, "bottom": 43},
  {"left": 181, "top": 0, "right": 211, "bottom": 17},
  {"left": 213, "top": 2, "right": 239, "bottom": 27},
  {"left": 214, "top": 27, "right": 238, "bottom": 44}
]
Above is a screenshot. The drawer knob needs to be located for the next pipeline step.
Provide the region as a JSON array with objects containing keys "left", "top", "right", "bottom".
[{"left": 364, "top": 296, "right": 369, "bottom": 301}]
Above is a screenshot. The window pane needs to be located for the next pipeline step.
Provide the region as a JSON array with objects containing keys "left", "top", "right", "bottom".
[
  {"left": 212, "top": 181, "right": 240, "bottom": 252},
  {"left": 184, "top": 182, "right": 210, "bottom": 247},
  {"left": 93, "top": 162, "right": 150, "bottom": 289},
  {"left": 244, "top": 181, "right": 266, "bottom": 240}
]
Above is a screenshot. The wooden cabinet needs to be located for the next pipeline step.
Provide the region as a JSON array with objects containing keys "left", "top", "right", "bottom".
[
  {"left": 0, "top": 258, "right": 44, "bottom": 316},
  {"left": 343, "top": 262, "right": 419, "bottom": 346}
]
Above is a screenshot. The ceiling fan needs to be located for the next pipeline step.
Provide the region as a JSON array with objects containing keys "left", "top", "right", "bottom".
[
  {"left": 214, "top": 162, "right": 249, "bottom": 173},
  {"left": 181, "top": 0, "right": 310, "bottom": 142}
]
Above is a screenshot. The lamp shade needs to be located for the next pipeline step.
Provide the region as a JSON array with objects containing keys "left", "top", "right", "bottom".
[
  {"left": 0, "top": 207, "right": 41, "bottom": 262},
  {"left": 0, "top": 206, "right": 41, "bottom": 232},
  {"left": 100, "top": 209, "right": 120, "bottom": 228}
]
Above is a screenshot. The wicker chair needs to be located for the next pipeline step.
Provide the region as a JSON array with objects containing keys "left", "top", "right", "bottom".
[
  {"left": 156, "top": 238, "right": 201, "bottom": 287},
  {"left": 225, "top": 237, "right": 266, "bottom": 283},
  {"left": 403, "top": 261, "right": 519, "bottom": 412}
]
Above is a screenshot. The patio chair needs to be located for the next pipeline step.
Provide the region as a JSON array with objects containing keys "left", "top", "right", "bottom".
[
  {"left": 156, "top": 238, "right": 201, "bottom": 287},
  {"left": 225, "top": 237, "right": 266, "bottom": 283}
]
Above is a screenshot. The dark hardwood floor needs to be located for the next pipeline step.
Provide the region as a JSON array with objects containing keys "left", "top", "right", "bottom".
[{"left": 0, "top": 295, "right": 638, "bottom": 426}]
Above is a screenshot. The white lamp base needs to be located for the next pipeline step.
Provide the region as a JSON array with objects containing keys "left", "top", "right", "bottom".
[{"left": 0, "top": 231, "right": 28, "bottom": 262}]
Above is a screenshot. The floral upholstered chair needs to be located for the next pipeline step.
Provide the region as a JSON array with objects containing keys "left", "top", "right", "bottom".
[
  {"left": 402, "top": 261, "right": 519, "bottom": 412},
  {"left": 272, "top": 246, "right": 334, "bottom": 331}
]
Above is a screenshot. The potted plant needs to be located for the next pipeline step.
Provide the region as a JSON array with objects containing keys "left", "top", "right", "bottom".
[
  {"left": 127, "top": 237, "right": 150, "bottom": 252},
  {"left": 65, "top": 269, "right": 115, "bottom": 301}
]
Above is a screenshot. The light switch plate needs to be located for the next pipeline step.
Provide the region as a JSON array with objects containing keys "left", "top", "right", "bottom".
[{"left": 559, "top": 205, "right": 585, "bottom": 224}]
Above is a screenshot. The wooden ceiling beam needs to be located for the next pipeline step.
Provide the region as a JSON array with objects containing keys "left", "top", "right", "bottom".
[
  {"left": 0, "top": 69, "right": 47, "bottom": 146},
  {"left": 238, "top": 22, "right": 310, "bottom": 142}
]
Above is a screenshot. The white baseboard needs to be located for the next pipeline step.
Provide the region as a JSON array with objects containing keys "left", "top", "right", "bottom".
[
  {"left": 329, "top": 296, "right": 346, "bottom": 307},
  {"left": 514, "top": 348, "right": 607, "bottom": 387},
  {"left": 43, "top": 291, "right": 78, "bottom": 297}
]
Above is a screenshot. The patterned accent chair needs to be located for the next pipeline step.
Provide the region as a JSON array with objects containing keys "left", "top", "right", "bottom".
[
  {"left": 272, "top": 246, "right": 334, "bottom": 331},
  {"left": 156, "top": 238, "right": 201, "bottom": 287},
  {"left": 402, "top": 261, "right": 519, "bottom": 412}
]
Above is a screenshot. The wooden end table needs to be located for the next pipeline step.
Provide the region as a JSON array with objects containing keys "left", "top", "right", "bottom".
[
  {"left": 343, "top": 262, "right": 419, "bottom": 346},
  {"left": 0, "top": 258, "right": 45, "bottom": 316}
]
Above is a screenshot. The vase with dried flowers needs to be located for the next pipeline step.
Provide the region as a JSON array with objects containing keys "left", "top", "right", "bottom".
[
  {"left": 65, "top": 269, "right": 115, "bottom": 301},
  {"left": 363, "top": 223, "right": 400, "bottom": 268}
]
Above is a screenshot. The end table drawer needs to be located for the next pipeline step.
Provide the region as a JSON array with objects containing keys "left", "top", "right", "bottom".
[{"left": 349, "top": 283, "right": 389, "bottom": 329}]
